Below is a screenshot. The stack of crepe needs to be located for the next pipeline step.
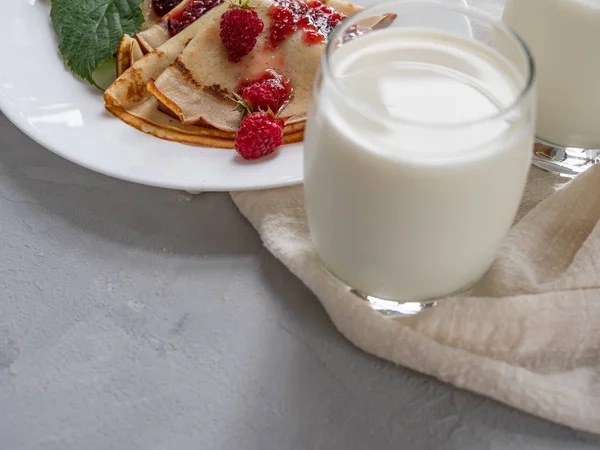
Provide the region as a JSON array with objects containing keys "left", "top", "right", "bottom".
[{"left": 105, "top": 0, "right": 367, "bottom": 148}]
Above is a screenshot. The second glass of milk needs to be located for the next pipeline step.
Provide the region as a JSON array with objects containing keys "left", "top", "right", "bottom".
[
  {"left": 504, "top": 0, "right": 600, "bottom": 176},
  {"left": 304, "top": 1, "right": 536, "bottom": 315}
]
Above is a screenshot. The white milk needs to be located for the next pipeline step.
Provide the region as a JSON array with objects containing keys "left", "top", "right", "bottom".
[
  {"left": 304, "top": 28, "right": 534, "bottom": 301},
  {"left": 504, "top": 0, "right": 600, "bottom": 148}
]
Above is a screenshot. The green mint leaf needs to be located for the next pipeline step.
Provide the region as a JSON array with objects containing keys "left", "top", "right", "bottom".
[{"left": 50, "top": 0, "right": 145, "bottom": 87}]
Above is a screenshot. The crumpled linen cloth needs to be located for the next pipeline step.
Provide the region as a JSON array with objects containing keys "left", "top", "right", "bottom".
[{"left": 232, "top": 0, "right": 600, "bottom": 434}]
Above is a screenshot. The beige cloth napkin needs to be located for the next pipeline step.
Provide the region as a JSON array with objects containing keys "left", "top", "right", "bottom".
[
  {"left": 232, "top": 165, "right": 600, "bottom": 434},
  {"left": 231, "top": 0, "right": 600, "bottom": 434}
]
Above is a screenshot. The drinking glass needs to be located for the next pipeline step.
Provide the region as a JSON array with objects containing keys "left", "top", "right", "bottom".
[
  {"left": 503, "top": 0, "right": 600, "bottom": 177},
  {"left": 304, "top": 0, "right": 536, "bottom": 316}
]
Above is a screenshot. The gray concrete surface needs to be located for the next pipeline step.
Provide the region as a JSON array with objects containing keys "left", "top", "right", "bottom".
[{"left": 1, "top": 112, "right": 599, "bottom": 449}]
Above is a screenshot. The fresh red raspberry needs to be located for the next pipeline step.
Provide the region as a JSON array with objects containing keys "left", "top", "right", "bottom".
[
  {"left": 220, "top": 5, "right": 264, "bottom": 62},
  {"left": 241, "top": 71, "right": 291, "bottom": 113},
  {"left": 235, "top": 112, "right": 284, "bottom": 159}
]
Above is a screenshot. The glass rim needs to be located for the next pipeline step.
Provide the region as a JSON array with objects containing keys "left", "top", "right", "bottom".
[{"left": 322, "top": 0, "right": 536, "bottom": 128}]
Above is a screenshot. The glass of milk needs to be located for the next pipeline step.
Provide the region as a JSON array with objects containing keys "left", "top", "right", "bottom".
[
  {"left": 504, "top": 0, "right": 600, "bottom": 176},
  {"left": 304, "top": 1, "right": 536, "bottom": 315}
]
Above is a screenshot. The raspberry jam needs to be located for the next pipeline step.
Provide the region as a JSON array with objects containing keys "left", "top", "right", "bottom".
[
  {"left": 168, "top": 0, "right": 224, "bottom": 35},
  {"left": 153, "top": 0, "right": 181, "bottom": 17},
  {"left": 268, "top": 0, "right": 346, "bottom": 46}
]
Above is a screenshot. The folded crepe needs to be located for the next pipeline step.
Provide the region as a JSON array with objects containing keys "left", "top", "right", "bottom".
[
  {"left": 116, "top": 35, "right": 144, "bottom": 77},
  {"left": 136, "top": 0, "right": 223, "bottom": 53},
  {"left": 141, "top": 0, "right": 160, "bottom": 28},
  {"left": 107, "top": 23, "right": 304, "bottom": 147},
  {"left": 106, "top": 0, "right": 391, "bottom": 148}
]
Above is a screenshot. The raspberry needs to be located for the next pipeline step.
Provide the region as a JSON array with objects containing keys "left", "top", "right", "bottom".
[
  {"left": 153, "top": 0, "right": 180, "bottom": 17},
  {"left": 241, "top": 70, "right": 291, "bottom": 113},
  {"left": 220, "top": 5, "right": 264, "bottom": 62},
  {"left": 235, "top": 112, "right": 284, "bottom": 160}
]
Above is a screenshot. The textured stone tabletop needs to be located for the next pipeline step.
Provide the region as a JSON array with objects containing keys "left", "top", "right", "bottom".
[{"left": 1, "top": 110, "right": 599, "bottom": 450}]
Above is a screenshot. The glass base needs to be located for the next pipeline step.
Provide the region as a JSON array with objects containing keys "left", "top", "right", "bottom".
[
  {"left": 349, "top": 283, "right": 476, "bottom": 317},
  {"left": 533, "top": 139, "right": 600, "bottom": 177},
  {"left": 350, "top": 290, "right": 438, "bottom": 317},
  {"left": 322, "top": 260, "right": 476, "bottom": 317}
]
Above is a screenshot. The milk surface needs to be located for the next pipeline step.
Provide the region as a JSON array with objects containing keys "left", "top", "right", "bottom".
[{"left": 304, "top": 28, "right": 534, "bottom": 301}]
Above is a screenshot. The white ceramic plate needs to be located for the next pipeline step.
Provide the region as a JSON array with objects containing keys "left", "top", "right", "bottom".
[{"left": 0, "top": 0, "right": 469, "bottom": 191}]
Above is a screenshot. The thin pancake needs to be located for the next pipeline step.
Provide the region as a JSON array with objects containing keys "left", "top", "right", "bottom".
[
  {"left": 141, "top": 0, "right": 158, "bottom": 29},
  {"left": 107, "top": 20, "right": 304, "bottom": 145},
  {"left": 116, "top": 35, "right": 145, "bottom": 77},
  {"left": 136, "top": 24, "right": 170, "bottom": 54},
  {"left": 105, "top": 16, "right": 206, "bottom": 111},
  {"left": 116, "top": 35, "right": 134, "bottom": 77},
  {"left": 151, "top": 95, "right": 305, "bottom": 135},
  {"left": 148, "top": 0, "right": 322, "bottom": 132},
  {"left": 107, "top": 104, "right": 304, "bottom": 148},
  {"left": 136, "top": 0, "right": 223, "bottom": 53},
  {"left": 128, "top": 96, "right": 304, "bottom": 139}
]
